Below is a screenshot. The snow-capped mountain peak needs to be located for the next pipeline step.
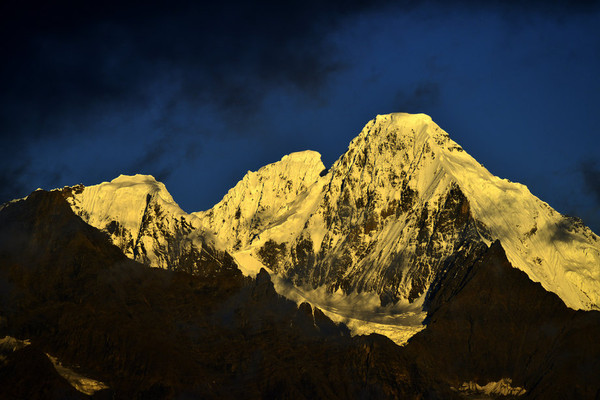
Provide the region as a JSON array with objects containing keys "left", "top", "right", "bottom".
[
  {"left": 197, "top": 113, "right": 600, "bottom": 311},
  {"left": 62, "top": 174, "right": 240, "bottom": 276},
  {"left": 329, "top": 113, "right": 600, "bottom": 310}
]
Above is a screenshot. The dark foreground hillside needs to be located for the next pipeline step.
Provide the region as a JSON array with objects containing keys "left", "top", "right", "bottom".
[
  {"left": 0, "top": 190, "right": 599, "bottom": 399},
  {"left": 0, "top": 191, "right": 445, "bottom": 399}
]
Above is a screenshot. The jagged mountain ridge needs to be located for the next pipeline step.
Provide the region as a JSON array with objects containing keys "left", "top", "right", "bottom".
[{"left": 59, "top": 113, "right": 600, "bottom": 312}]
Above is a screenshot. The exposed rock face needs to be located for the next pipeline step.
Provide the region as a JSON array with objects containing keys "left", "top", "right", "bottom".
[{"left": 281, "top": 182, "right": 486, "bottom": 305}]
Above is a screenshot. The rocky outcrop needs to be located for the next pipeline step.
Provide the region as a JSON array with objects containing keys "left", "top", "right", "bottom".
[{"left": 281, "top": 183, "right": 487, "bottom": 305}]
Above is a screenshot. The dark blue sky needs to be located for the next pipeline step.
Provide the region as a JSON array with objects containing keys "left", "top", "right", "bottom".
[{"left": 1, "top": 1, "right": 599, "bottom": 232}]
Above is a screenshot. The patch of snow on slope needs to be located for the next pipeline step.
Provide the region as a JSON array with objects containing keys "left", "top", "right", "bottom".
[
  {"left": 233, "top": 251, "right": 425, "bottom": 345},
  {"left": 46, "top": 353, "right": 109, "bottom": 395},
  {"left": 0, "top": 337, "right": 108, "bottom": 395},
  {"left": 65, "top": 174, "right": 218, "bottom": 265},
  {"left": 457, "top": 378, "right": 526, "bottom": 397}
]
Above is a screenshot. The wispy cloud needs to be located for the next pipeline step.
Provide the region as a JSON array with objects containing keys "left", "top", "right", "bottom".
[
  {"left": 580, "top": 160, "right": 600, "bottom": 205},
  {"left": 394, "top": 82, "right": 441, "bottom": 113}
]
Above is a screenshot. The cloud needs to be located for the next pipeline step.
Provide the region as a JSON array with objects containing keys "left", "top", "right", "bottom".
[
  {"left": 548, "top": 218, "right": 576, "bottom": 243},
  {"left": 580, "top": 160, "right": 600, "bottom": 205},
  {"left": 0, "top": 0, "right": 394, "bottom": 200},
  {"left": 0, "top": 160, "right": 29, "bottom": 205},
  {"left": 0, "top": 0, "right": 598, "bottom": 203},
  {"left": 394, "top": 82, "right": 441, "bottom": 113},
  {"left": 424, "top": 0, "right": 599, "bottom": 18},
  {"left": 1, "top": 0, "right": 595, "bottom": 126},
  {"left": 1, "top": 0, "right": 594, "bottom": 143},
  {"left": 0, "top": 2, "right": 374, "bottom": 140},
  {"left": 0, "top": 153, "right": 67, "bottom": 204}
]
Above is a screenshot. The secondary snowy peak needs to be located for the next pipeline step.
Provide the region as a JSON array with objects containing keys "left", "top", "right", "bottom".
[
  {"left": 70, "top": 175, "right": 176, "bottom": 228},
  {"left": 65, "top": 174, "right": 188, "bottom": 257},
  {"left": 194, "top": 150, "right": 326, "bottom": 250},
  {"left": 63, "top": 174, "right": 235, "bottom": 276}
]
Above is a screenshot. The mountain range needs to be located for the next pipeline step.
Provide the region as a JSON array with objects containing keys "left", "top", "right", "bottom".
[{"left": 1, "top": 113, "right": 599, "bottom": 399}]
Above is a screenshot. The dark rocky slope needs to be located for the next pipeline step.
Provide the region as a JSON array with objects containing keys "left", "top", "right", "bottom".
[
  {"left": 2, "top": 189, "right": 599, "bottom": 399},
  {"left": 0, "top": 190, "right": 449, "bottom": 399},
  {"left": 404, "top": 240, "right": 600, "bottom": 399}
]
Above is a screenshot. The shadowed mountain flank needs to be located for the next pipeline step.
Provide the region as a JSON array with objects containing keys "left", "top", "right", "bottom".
[
  {"left": 0, "top": 190, "right": 450, "bottom": 399},
  {"left": 404, "top": 241, "right": 600, "bottom": 399}
]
